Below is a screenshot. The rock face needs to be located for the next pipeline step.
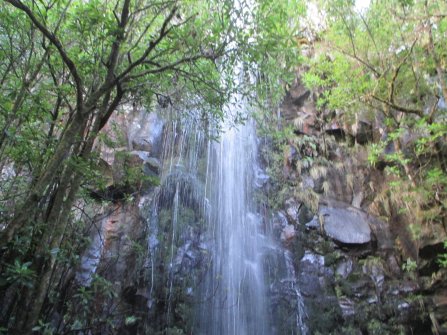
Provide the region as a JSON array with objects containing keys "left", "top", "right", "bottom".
[
  {"left": 320, "top": 205, "right": 371, "bottom": 244},
  {"left": 270, "top": 74, "right": 439, "bottom": 334}
]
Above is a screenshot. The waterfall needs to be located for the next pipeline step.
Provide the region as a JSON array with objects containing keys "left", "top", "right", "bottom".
[
  {"left": 199, "top": 119, "right": 270, "bottom": 334},
  {"left": 143, "top": 101, "right": 309, "bottom": 334}
]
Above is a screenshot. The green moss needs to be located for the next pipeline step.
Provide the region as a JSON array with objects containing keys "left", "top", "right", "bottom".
[
  {"left": 338, "top": 279, "right": 354, "bottom": 296},
  {"left": 324, "top": 252, "right": 341, "bottom": 266},
  {"left": 346, "top": 272, "right": 362, "bottom": 283}
]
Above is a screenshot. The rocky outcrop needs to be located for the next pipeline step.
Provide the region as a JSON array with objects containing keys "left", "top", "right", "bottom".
[
  {"left": 320, "top": 204, "right": 371, "bottom": 245},
  {"left": 270, "top": 75, "right": 445, "bottom": 334}
]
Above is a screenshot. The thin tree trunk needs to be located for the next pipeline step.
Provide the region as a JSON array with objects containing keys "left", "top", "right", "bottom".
[{"left": 0, "top": 110, "right": 86, "bottom": 246}]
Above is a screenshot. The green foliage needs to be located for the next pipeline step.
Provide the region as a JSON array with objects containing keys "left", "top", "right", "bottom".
[
  {"left": 4, "top": 259, "right": 35, "bottom": 288},
  {"left": 31, "top": 320, "right": 54, "bottom": 335},
  {"left": 437, "top": 240, "right": 447, "bottom": 268},
  {"left": 0, "top": 259, "right": 36, "bottom": 288},
  {"left": 402, "top": 258, "right": 418, "bottom": 272},
  {"left": 124, "top": 315, "right": 139, "bottom": 326}
]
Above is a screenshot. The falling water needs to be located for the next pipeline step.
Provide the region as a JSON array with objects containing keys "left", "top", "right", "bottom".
[
  {"left": 143, "top": 100, "right": 309, "bottom": 334},
  {"left": 199, "top": 118, "right": 270, "bottom": 335}
]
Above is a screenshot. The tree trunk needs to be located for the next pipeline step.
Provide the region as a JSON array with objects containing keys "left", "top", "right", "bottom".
[{"left": 0, "top": 110, "right": 87, "bottom": 247}]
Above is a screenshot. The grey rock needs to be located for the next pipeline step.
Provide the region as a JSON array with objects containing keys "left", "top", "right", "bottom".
[
  {"left": 305, "top": 216, "right": 320, "bottom": 229},
  {"left": 280, "top": 224, "right": 296, "bottom": 241},
  {"left": 351, "top": 191, "right": 364, "bottom": 208},
  {"left": 336, "top": 258, "right": 353, "bottom": 279},
  {"left": 398, "top": 302, "right": 410, "bottom": 311},
  {"left": 285, "top": 198, "right": 300, "bottom": 224},
  {"left": 145, "top": 157, "right": 161, "bottom": 174},
  {"left": 320, "top": 206, "right": 371, "bottom": 244},
  {"left": 301, "top": 176, "right": 315, "bottom": 190},
  {"left": 338, "top": 297, "right": 355, "bottom": 317},
  {"left": 363, "top": 262, "right": 385, "bottom": 289}
]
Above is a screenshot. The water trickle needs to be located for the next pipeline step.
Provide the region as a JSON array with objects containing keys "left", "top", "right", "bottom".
[{"left": 284, "top": 250, "right": 309, "bottom": 335}]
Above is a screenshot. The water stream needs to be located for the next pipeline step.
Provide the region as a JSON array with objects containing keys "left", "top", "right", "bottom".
[{"left": 199, "top": 119, "right": 270, "bottom": 334}]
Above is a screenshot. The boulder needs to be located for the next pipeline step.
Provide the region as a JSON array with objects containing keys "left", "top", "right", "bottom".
[{"left": 320, "top": 205, "right": 371, "bottom": 244}]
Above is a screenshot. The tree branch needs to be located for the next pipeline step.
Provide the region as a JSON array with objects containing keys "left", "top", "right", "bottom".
[
  {"left": 4, "top": 0, "right": 84, "bottom": 110},
  {"left": 98, "top": 83, "right": 125, "bottom": 131},
  {"left": 115, "top": 6, "right": 177, "bottom": 82},
  {"left": 371, "top": 95, "right": 423, "bottom": 117},
  {"left": 126, "top": 54, "right": 208, "bottom": 80},
  {"left": 389, "top": 38, "right": 418, "bottom": 104}
]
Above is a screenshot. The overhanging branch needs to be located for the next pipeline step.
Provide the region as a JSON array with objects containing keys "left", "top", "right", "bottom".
[{"left": 4, "top": 0, "right": 84, "bottom": 110}]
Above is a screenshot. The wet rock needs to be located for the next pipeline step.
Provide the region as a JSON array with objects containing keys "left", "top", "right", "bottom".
[
  {"left": 280, "top": 224, "right": 296, "bottom": 242},
  {"left": 129, "top": 111, "right": 164, "bottom": 157},
  {"left": 298, "top": 251, "right": 332, "bottom": 298},
  {"left": 127, "top": 150, "right": 150, "bottom": 165},
  {"left": 254, "top": 166, "right": 269, "bottom": 187},
  {"left": 144, "top": 157, "right": 161, "bottom": 175},
  {"left": 273, "top": 211, "right": 289, "bottom": 229},
  {"left": 388, "top": 281, "right": 419, "bottom": 296},
  {"left": 338, "top": 297, "right": 355, "bottom": 317},
  {"left": 336, "top": 258, "right": 353, "bottom": 279},
  {"left": 285, "top": 198, "right": 300, "bottom": 224},
  {"left": 345, "top": 273, "right": 374, "bottom": 299},
  {"left": 320, "top": 205, "right": 371, "bottom": 244},
  {"left": 362, "top": 259, "right": 385, "bottom": 290},
  {"left": 284, "top": 198, "right": 314, "bottom": 225},
  {"left": 305, "top": 216, "right": 320, "bottom": 230}
]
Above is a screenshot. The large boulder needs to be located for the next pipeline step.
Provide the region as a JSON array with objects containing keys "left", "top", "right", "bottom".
[{"left": 320, "top": 205, "right": 371, "bottom": 244}]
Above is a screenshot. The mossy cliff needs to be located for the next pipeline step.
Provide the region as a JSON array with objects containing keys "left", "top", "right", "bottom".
[{"left": 259, "top": 73, "right": 447, "bottom": 334}]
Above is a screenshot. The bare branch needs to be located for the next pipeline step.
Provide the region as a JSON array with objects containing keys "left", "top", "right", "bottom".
[{"left": 115, "top": 6, "right": 177, "bottom": 82}]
